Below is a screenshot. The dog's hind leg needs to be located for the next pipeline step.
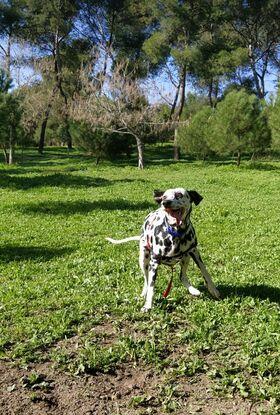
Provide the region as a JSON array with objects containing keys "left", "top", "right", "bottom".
[
  {"left": 189, "top": 248, "right": 220, "bottom": 299},
  {"left": 141, "top": 256, "right": 159, "bottom": 312},
  {"left": 139, "top": 243, "right": 150, "bottom": 298},
  {"left": 180, "top": 255, "right": 201, "bottom": 296}
]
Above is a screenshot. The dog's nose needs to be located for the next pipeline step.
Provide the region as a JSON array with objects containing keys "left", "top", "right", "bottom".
[{"left": 162, "top": 200, "right": 172, "bottom": 208}]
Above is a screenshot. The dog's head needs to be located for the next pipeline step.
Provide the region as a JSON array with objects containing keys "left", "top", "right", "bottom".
[{"left": 154, "top": 188, "right": 203, "bottom": 226}]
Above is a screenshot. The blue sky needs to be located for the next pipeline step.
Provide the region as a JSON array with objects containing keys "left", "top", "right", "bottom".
[{"left": 0, "top": 37, "right": 279, "bottom": 104}]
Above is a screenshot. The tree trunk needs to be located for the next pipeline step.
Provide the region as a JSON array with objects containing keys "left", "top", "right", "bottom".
[
  {"left": 5, "top": 34, "right": 11, "bottom": 79},
  {"left": 63, "top": 117, "right": 72, "bottom": 150},
  {"left": 9, "top": 146, "right": 14, "bottom": 165},
  {"left": 8, "top": 126, "right": 14, "bottom": 165},
  {"left": 100, "top": 11, "right": 115, "bottom": 90},
  {"left": 38, "top": 84, "right": 59, "bottom": 153},
  {"left": 169, "top": 82, "right": 180, "bottom": 120},
  {"left": 173, "top": 65, "right": 187, "bottom": 161},
  {"left": 2, "top": 147, "right": 9, "bottom": 164},
  {"left": 213, "top": 80, "right": 219, "bottom": 107},
  {"left": 136, "top": 136, "right": 144, "bottom": 169},
  {"left": 38, "top": 105, "right": 51, "bottom": 154},
  {"left": 54, "top": 31, "right": 73, "bottom": 150},
  {"left": 208, "top": 78, "right": 214, "bottom": 108},
  {"left": 173, "top": 128, "right": 180, "bottom": 160},
  {"left": 236, "top": 150, "right": 241, "bottom": 167},
  {"left": 248, "top": 44, "right": 264, "bottom": 99}
]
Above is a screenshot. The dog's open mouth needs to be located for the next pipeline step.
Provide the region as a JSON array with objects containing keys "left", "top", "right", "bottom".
[{"left": 165, "top": 207, "right": 184, "bottom": 225}]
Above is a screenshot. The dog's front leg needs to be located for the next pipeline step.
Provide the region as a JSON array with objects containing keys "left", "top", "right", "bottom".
[
  {"left": 141, "top": 256, "right": 159, "bottom": 312},
  {"left": 180, "top": 255, "right": 201, "bottom": 296},
  {"left": 189, "top": 248, "right": 220, "bottom": 299}
]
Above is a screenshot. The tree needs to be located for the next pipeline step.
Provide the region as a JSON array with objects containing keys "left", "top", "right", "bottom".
[
  {"left": 71, "top": 61, "right": 156, "bottom": 169},
  {"left": 22, "top": 0, "right": 79, "bottom": 152},
  {"left": 210, "top": 89, "right": 270, "bottom": 165},
  {"left": 143, "top": 0, "right": 208, "bottom": 160},
  {"left": 0, "top": 0, "right": 25, "bottom": 77},
  {"left": 71, "top": 122, "right": 132, "bottom": 164},
  {"left": 188, "top": 17, "right": 248, "bottom": 107},
  {"left": 0, "top": 69, "right": 22, "bottom": 164},
  {"left": 178, "top": 105, "right": 214, "bottom": 159},
  {"left": 268, "top": 87, "right": 280, "bottom": 150},
  {"left": 224, "top": 0, "right": 280, "bottom": 99},
  {"left": 77, "top": 0, "right": 153, "bottom": 81}
]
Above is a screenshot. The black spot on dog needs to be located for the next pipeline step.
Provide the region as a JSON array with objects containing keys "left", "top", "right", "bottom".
[
  {"left": 164, "top": 238, "right": 172, "bottom": 247},
  {"left": 154, "top": 226, "right": 161, "bottom": 236}
]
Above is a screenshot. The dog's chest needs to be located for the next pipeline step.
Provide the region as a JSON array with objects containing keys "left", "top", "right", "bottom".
[{"left": 142, "top": 211, "right": 196, "bottom": 263}]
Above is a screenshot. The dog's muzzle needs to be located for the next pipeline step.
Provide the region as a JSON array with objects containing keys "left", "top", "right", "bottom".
[{"left": 164, "top": 206, "right": 184, "bottom": 226}]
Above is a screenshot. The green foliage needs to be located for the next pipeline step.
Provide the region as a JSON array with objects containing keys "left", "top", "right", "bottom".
[
  {"left": 142, "top": 0, "right": 208, "bottom": 73},
  {"left": 268, "top": 89, "right": 280, "bottom": 151},
  {"left": 182, "top": 93, "right": 208, "bottom": 119},
  {"left": 178, "top": 106, "right": 214, "bottom": 159},
  {"left": 209, "top": 90, "right": 271, "bottom": 164},
  {"left": 142, "top": 31, "right": 170, "bottom": 66},
  {"left": 0, "top": 70, "right": 23, "bottom": 157},
  {"left": 222, "top": 0, "right": 280, "bottom": 99},
  {"left": 70, "top": 121, "right": 132, "bottom": 162},
  {"left": 23, "top": 0, "right": 78, "bottom": 44},
  {"left": 0, "top": 0, "right": 25, "bottom": 37}
]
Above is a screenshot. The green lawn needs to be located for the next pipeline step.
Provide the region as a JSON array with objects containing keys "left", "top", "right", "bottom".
[{"left": 0, "top": 147, "right": 279, "bottom": 413}]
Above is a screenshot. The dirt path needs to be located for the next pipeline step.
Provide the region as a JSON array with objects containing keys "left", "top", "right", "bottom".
[{"left": 0, "top": 360, "right": 271, "bottom": 415}]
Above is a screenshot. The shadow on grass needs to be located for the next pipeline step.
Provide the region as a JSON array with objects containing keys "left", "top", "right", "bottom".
[
  {"left": 0, "top": 173, "right": 111, "bottom": 190},
  {"left": 241, "top": 162, "right": 280, "bottom": 171},
  {"left": 0, "top": 170, "right": 148, "bottom": 190},
  {"left": 0, "top": 245, "right": 74, "bottom": 263},
  {"left": 19, "top": 199, "right": 154, "bottom": 215},
  {"left": 10, "top": 148, "right": 95, "bottom": 168},
  {"left": 219, "top": 284, "right": 280, "bottom": 304},
  {"left": 157, "top": 283, "right": 280, "bottom": 313},
  {"left": 2, "top": 146, "right": 279, "bottom": 172}
]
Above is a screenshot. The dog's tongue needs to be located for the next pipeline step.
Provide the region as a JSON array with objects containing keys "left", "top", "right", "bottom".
[{"left": 170, "top": 209, "right": 183, "bottom": 225}]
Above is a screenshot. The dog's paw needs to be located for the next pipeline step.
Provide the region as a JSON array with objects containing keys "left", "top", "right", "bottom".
[
  {"left": 209, "top": 286, "right": 221, "bottom": 300},
  {"left": 188, "top": 286, "right": 201, "bottom": 297},
  {"left": 141, "top": 306, "right": 151, "bottom": 313}
]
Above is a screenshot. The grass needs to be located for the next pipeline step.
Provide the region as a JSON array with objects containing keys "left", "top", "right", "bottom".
[{"left": 0, "top": 146, "right": 279, "bottom": 413}]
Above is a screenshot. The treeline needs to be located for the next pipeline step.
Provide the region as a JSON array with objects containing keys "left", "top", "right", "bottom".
[{"left": 0, "top": 0, "right": 280, "bottom": 167}]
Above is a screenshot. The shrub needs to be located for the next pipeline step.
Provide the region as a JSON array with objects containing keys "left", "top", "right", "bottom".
[
  {"left": 178, "top": 106, "right": 214, "bottom": 159},
  {"left": 268, "top": 90, "right": 280, "bottom": 151},
  {"left": 71, "top": 122, "right": 132, "bottom": 163},
  {"left": 209, "top": 90, "right": 271, "bottom": 165}
]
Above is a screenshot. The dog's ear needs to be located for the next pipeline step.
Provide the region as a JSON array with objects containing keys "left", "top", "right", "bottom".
[
  {"left": 188, "top": 190, "right": 203, "bottom": 206},
  {"left": 153, "top": 189, "right": 164, "bottom": 204}
]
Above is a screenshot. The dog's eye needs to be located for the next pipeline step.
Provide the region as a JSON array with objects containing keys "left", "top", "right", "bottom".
[{"left": 175, "top": 192, "right": 183, "bottom": 199}]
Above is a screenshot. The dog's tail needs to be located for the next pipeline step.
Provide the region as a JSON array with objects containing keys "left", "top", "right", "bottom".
[{"left": 105, "top": 236, "right": 140, "bottom": 244}]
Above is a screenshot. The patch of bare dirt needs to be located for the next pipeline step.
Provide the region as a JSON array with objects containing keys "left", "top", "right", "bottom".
[{"left": 0, "top": 358, "right": 272, "bottom": 415}]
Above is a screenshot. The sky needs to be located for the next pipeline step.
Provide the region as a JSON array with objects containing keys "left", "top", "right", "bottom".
[{"left": 0, "top": 38, "right": 279, "bottom": 104}]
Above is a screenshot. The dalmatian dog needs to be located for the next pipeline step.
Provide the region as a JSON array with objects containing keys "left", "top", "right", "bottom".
[{"left": 106, "top": 188, "right": 220, "bottom": 312}]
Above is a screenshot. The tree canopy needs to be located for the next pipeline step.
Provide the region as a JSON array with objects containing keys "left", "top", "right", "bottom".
[{"left": 0, "top": 0, "right": 279, "bottom": 165}]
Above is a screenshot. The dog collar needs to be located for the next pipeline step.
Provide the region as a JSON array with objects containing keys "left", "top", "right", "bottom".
[{"left": 167, "top": 226, "right": 185, "bottom": 238}]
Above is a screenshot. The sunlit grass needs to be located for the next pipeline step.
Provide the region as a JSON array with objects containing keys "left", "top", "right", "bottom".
[{"left": 0, "top": 146, "right": 279, "bottom": 411}]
